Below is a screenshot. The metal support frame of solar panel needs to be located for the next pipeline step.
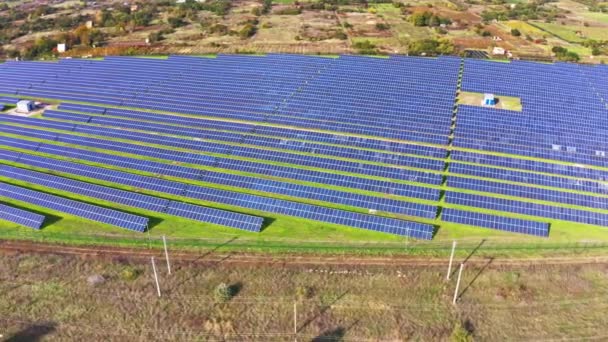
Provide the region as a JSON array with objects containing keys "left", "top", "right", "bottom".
[
  {"left": 0, "top": 146, "right": 435, "bottom": 239},
  {"left": 0, "top": 165, "right": 263, "bottom": 232},
  {"left": 0, "top": 139, "right": 438, "bottom": 219},
  {"left": 0, "top": 182, "right": 148, "bottom": 232},
  {"left": 0, "top": 203, "right": 45, "bottom": 229},
  {"left": 442, "top": 208, "right": 549, "bottom": 237}
]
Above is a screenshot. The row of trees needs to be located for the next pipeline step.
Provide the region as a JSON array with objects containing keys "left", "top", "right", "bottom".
[
  {"left": 408, "top": 11, "right": 452, "bottom": 27},
  {"left": 480, "top": 1, "right": 562, "bottom": 22}
]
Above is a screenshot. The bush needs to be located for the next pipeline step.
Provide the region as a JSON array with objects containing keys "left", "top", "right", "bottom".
[
  {"left": 450, "top": 322, "right": 473, "bottom": 342},
  {"left": 120, "top": 267, "right": 141, "bottom": 281},
  {"left": 511, "top": 28, "right": 521, "bottom": 36},
  {"left": 239, "top": 24, "right": 257, "bottom": 39},
  {"left": 214, "top": 283, "right": 232, "bottom": 302},
  {"left": 375, "top": 23, "right": 390, "bottom": 30},
  {"left": 275, "top": 7, "right": 301, "bottom": 15}
]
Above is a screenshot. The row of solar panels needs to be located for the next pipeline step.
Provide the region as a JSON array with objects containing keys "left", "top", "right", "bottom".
[
  {"left": 0, "top": 152, "right": 553, "bottom": 238},
  {"left": 57, "top": 103, "right": 447, "bottom": 158},
  {"left": 0, "top": 123, "right": 444, "bottom": 185},
  {"left": 0, "top": 146, "right": 435, "bottom": 239},
  {"left": 0, "top": 130, "right": 561, "bottom": 238},
  {"left": 38, "top": 110, "right": 446, "bottom": 170}
]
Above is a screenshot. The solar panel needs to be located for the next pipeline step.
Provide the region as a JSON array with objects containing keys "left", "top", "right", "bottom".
[
  {"left": 0, "top": 182, "right": 148, "bottom": 232},
  {"left": 442, "top": 208, "right": 549, "bottom": 237},
  {"left": 0, "top": 203, "right": 45, "bottom": 229},
  {"left": 0, "top": 164, "right": 264, "bottom": 232}
]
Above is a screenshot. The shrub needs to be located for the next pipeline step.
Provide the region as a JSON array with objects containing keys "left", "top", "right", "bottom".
[
  {"left": 511, "top": 28, "right": 521, "bottom": 36},
  {"left": 214, "top": 283, "right": 232, "bottom": 302},
  {"left": 376, "top": 23, "right": 390, "bottom": 30},
  {"left": 120, "top": 267, "right": 141, "bottom": 281}
]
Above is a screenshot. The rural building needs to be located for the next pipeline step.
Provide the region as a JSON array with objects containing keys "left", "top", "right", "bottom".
[
  {"left": 483, "top": 94, "right": 496, "bottom": 106},
  {"left": 492, "top": 47, "right": 506, "bottom": 55},
  {"left": 16, "top": 100, "right": 35, "bottom": 113},
  {"left": 57, "top": 43, "right": 66, "bottom": 53}
]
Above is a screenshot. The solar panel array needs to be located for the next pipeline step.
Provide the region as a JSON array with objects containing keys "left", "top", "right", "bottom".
[
  {"left": 447, "top": 59, "right": 608, "bottom": 231},
  {"left": 442, "top": 208, "right": 549, "bottom": 237},
  {"left": 0, "top": 164, "right": 264, "bottom": 232},
  {"left": 0, "top": 54, "right": 607, "bottom": 239},
  {"left": 0, "top": 182, "right": 149, "bottom": 231},
  {"left": 0, "top": 144, "right": 434, "bottom": 238},
  {"left": 0, "top": 203, "right": 45, "bottom": 229}
]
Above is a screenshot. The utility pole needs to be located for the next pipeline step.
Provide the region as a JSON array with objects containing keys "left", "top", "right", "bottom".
[
  {"left": 151, "top": 257, "right": 161, "bottom": 297},
  {"left": 447, "top": 240, "right": 457, "bottom": 280}
]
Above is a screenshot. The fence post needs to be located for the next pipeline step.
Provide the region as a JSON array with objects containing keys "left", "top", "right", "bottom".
[
  {"left": 163, "top": 235, "right": 171, "bottom": 275},
  {"left": 452, "top": 263, "right": 464, "bottom": 305},
  {"left": 151, "top": 257, "right": 161, "bottom": 298},
  {"left": 447, "top": 240, "right": 457, "bottom": 281}
]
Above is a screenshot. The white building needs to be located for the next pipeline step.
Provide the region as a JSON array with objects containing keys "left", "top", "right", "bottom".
[
  {"left": 16, "top": 100, "right": 35, "bottom": 113},
  {"left": 492, "top": 47, "right": 506, "bottom": 55}
]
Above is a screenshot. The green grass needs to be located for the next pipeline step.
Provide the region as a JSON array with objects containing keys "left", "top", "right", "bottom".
[{"left": 132, "top": 55, "right": 169, "bottom": 59}]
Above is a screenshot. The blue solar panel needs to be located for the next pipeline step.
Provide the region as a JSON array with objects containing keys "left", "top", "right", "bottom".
[
  {"left": 0, "top": 182, "right": 148, "bottom": 232},
  {"left": 0, "top": 147, "right": 433, "bottom": 238},
  {"left": 0, "top": 203, "right": 45, "bottom": 229},
  {"left": 442, "top": 208, "right": 549, "bottom": 237},
  {"left": 0, "top": 164, "right": 264, "bottom": 232}
]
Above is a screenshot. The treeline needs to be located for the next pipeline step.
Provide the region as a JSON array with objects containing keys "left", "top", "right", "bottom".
[{"left": 480, "top": 1, "right": 562, "bottom": 22}]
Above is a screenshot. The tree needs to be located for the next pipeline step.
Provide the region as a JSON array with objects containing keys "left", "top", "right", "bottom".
[
  {"left": 262, "top": 0, "right": 273, "bottom": 14},
  {"left": 408, "top": 38, "right": 454, "bottom": 56},
  {"left": 511, "top": 28, "right": 521, "bottom": 36},
  {"left": 73, "top": 24, "right": 91, "bottom": 46}
]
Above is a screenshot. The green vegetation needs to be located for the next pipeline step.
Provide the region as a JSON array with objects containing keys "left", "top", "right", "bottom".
[
  {"left": 480, "top": 1, "right": 562, "bottom": 22},
  {"left": 552, "top": 45, "right": 580, "bottom": 61},
  {"left": 408, "top": 38, "right": 454, "bottom": 56},
  {"left": 408, "top": 11, "right": 452, "bottom": 27}
]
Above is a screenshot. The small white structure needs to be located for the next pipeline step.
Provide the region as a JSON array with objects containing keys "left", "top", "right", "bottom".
[
  {"left": 86, "top": 20, "right": 94, "bottom": 29},
  {"left": 492, "top": 47, "right": 505, "bottom": 55},
  {"left": 482, "top": 94, "right": 496, "bottom": 106},
  {"left": 16, "top": 100, "right": 35, "bottom": 113},
  {"left": 57, "top": 43, "right": 66, "bottom": 53}
]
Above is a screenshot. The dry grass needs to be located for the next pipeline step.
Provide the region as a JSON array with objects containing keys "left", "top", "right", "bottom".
[{"left": 1, "top": 253, "right": 607, "bottom": 340}]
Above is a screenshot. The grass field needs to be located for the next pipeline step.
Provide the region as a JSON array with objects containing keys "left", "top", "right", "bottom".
[
  {"left": 1, "top": 253, "right": 607, "bottom": 340},
  {"left": 531, "top": 21, "right": 608, "bottom": 43}
]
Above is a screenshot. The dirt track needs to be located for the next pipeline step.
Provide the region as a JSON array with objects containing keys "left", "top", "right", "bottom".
[{"left": 1, "top": 239, "right": 607, "bottom": 268}]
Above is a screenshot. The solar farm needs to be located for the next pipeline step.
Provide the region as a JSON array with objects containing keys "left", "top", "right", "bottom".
[{"left": 0, "top": 54, "right": 607, "bottom": 245}]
